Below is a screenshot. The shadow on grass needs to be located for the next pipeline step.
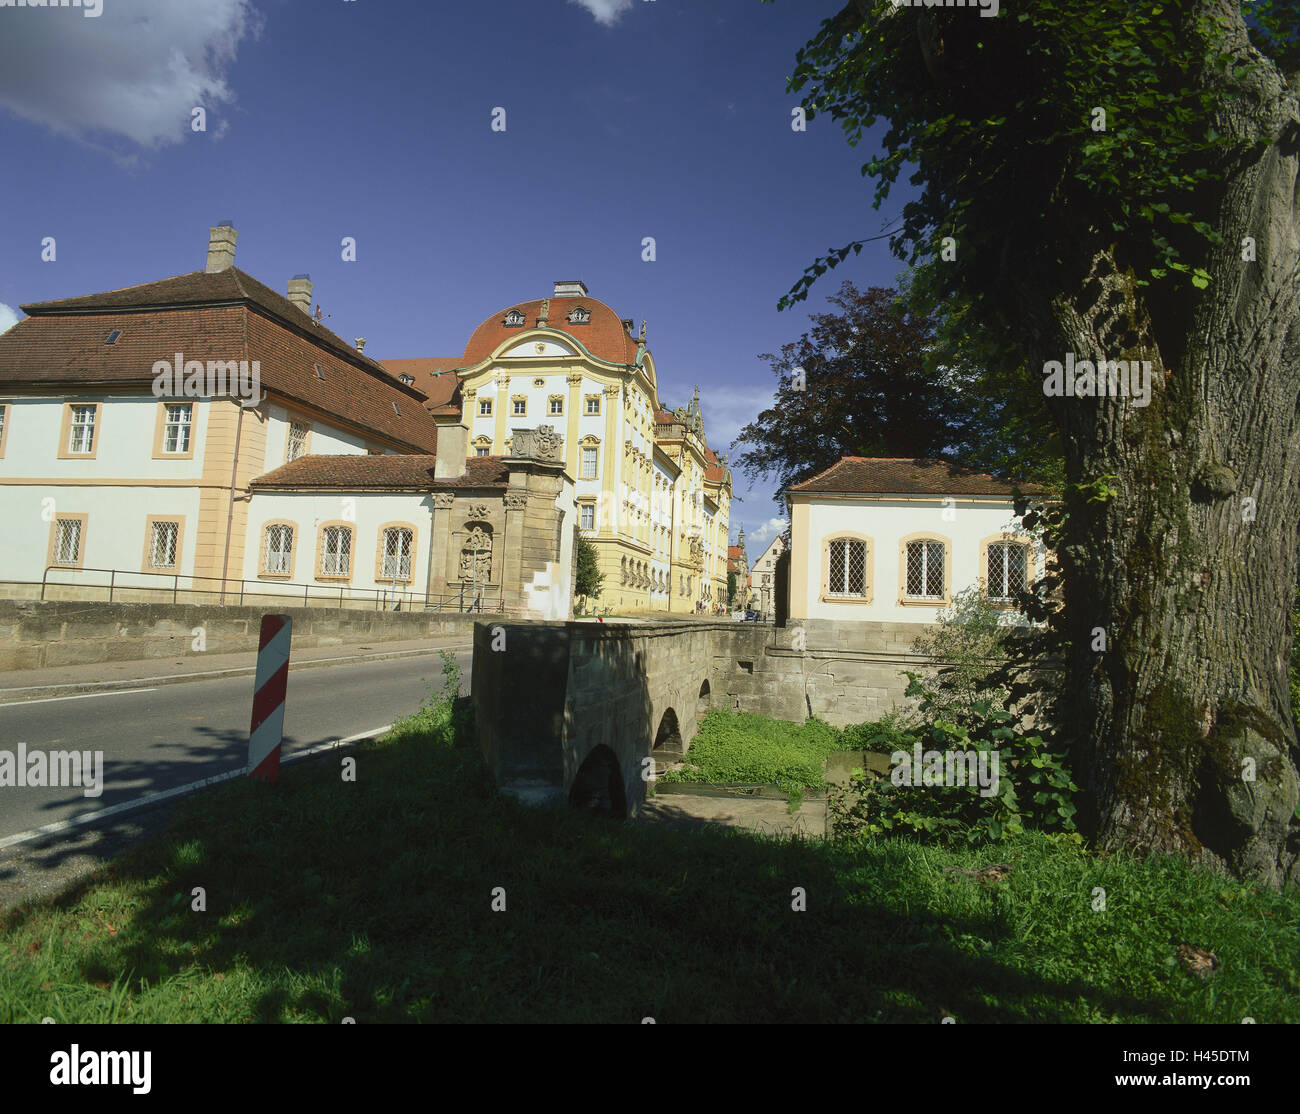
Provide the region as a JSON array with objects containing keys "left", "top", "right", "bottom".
[{"left": 0, "top": 699, "right": 1229, "bottom": 1022}]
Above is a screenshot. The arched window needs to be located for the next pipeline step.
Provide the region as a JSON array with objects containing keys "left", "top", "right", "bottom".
[
  {"left": 317, "top": 522, "right": 354, "bottom": 580},
  {"left": 899, "top": 534, "right": 950, "bottom": 604},
  {"left": 377, "top": 524, "right": 417, "bottom": 583},
  {"left": 503, "top": 309, "right": 526, "bottom": 327},
  {"left": 261, "top": 522, "right": 295, "bottom": 578},
  {"left": 824, "top": 535, "right": 871, "bottom": 600},
  {"left": 981, "top": 534, "right": 1033, "bottom": 603}
]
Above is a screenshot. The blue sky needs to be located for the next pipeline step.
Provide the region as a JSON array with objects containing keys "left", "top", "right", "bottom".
[{"left": 0, "top": 0, "right": 907, "bottom": 550}]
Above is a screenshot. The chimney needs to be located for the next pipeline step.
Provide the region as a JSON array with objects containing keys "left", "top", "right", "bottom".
[
  {"left": 205, "top": 222, "right": 237, "bottom": 273},
  {"left": 434, "top": 422, "right": 469, "bottom": 480},
  {"left": 355, "top": 337, "right": 366, "bottom": 352},
  {"left": 553, "top": 280, "right": 588, "bottom": 298},
  {"left": 287, "top": 274, "right": 313, "bottom": 315}
]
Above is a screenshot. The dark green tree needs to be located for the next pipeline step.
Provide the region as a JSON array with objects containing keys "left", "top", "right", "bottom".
[
  {"left": 727, "top": 570, "right": 738, "bottom": 606},
  {"left": 774, "top": 0, "right": 1300, "bottom": 884},
  {"left": 734, "top": 281, "right": 1060, "bottom": 497},
  {"left": 574, "top": 533, "right": 604, "bottom": 605}
]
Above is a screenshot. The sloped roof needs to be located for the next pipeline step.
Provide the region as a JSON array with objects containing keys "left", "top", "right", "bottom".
[
  {"left": 380, "top": 358, "right": 463, "bottom": 415},
  {"left": 21, "top": 267, "right": 400, "bottom": 379},
  {"left": 463, "top": 297, "right": 639, "bottom": 365},
  {"left": 787, "top": 457, "right": 1048, "bottom": 497},
  {"left": 3, "top": 269, "right": 439, "bottom": 452},
  {"left": 251, "top": 454, "right": 509, "bottom": 490}
]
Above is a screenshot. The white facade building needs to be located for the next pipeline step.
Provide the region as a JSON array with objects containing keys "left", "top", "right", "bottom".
[{"left": 786, "top": 458, "right": 1050, "bottom": 625}]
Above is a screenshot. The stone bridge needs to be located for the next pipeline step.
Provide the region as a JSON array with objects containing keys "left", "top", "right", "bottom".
[
  {"left": 472, "top": 616, "right": 967, "bottom": 817},
  {"left": 473, "top": 620, "right": 728, "bottom": 817}
]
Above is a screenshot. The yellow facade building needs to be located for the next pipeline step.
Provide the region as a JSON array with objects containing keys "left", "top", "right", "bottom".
[{"left": 386, "top": 281, "right": 731, "bottom": 614}]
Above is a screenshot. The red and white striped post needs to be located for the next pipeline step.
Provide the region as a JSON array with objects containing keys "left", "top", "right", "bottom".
[{"left": 248, "top": 614, "right": 291, "bottom": 782}]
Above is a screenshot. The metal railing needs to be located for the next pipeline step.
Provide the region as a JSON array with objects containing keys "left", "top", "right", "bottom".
[{"left": 39, "top": 565, "right": 504, "bottom": 613}]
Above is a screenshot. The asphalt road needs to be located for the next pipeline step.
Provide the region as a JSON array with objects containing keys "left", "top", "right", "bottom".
[{"left": 0, "top": 646, "right": 473, "bottom": 843}]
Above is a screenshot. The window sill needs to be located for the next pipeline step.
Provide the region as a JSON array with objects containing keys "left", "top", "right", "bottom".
[{"left": 899, "top": 596, "right": 950, "bottom": 607}]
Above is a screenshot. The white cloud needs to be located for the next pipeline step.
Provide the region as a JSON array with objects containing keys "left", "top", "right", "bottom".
[
  {"left": 568, "top": 0, "right": 635, "bottom": 27},
  {"left": 695, "top": 383, "right": 778, "bottom": 456},
  {"left": 746, "top": 517, "right": 788, "bottom": 547},
  {"left": 0, "top": 0, "right": 260, "bottom": 153},
  {"left": 0, "top": 303, "right": 20, "bottom": 335}
]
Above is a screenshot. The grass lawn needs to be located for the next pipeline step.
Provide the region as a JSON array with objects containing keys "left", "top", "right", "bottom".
[
  {"left": 658, "top": 710, "right": 854, "bottom": 792},
  {"left": 0, "top": 700, "right": 1297, "bottom": 1023}
]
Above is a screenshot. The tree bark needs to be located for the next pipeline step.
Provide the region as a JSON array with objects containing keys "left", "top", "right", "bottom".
[{"left": 1020, "top": 10, "right": 1300, "bottom": 885}]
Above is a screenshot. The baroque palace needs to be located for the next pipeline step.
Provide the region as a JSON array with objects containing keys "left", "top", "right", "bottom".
[
  {"left": 388, "top": 281, "right": 732, "bottom": 614},
  {"left": 0, "top": 224, "right": 730, "bottom": 618}
]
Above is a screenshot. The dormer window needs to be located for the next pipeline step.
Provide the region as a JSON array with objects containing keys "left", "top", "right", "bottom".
[
  {"left": 392, "top": 402, "right": 401, "bottom": 416},
  {"left": 314, "top": 363, "right": 325, "bottom": 381},
  {"left": 567, "top": 306, "right": 590, "bottom": 325},
  {"left": 503, "top": 309, "right": 526, "bottom": 327},
  {"left": 398, "top": 373, "right": 414, "bottom": 385},
  {"left": 105, "top": 330, "right": 121, "bottom": 345}
]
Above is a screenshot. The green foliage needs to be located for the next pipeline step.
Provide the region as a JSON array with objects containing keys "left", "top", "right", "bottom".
[
  {"left": 774, "top": 1, "right": 1277, "bottom": 314},
  {"left": 910, "top": 586, "right": 1016, "bottom": 723},
  {"left": 1248, "top": 0, "right": 1300, "bottom": 73},
  {"left": 727, "top": 570, "right": 738, "bottom": 606},
  {"left": 574, "top": 533, "right": 604, "bottom": 604},
  {"left": 733, "top": 281, "right": 998, "bottom": 496},
  {"left": 830, "top": 674, "right": 1079, "bottom": 846},
  {"left": 390, "top": 649, "right": 464, "bottom": 738},
  {"left": 839, "top": 707, "right": 918, "bottom": 753},
  {"left": 660, "top": 710, "right": 851, "bottom": 793}
]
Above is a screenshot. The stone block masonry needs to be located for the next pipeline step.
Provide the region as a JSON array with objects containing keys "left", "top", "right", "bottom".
[
  {"left": 0, "top": 600, "right": 483, "bottom": 674},
  {"left": 473, "top": 617, "right": 954, "bottom": 815}
]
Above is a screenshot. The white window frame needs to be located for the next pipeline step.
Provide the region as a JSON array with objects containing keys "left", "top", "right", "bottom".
[
  {"left": 68, "top": 404, "right": 96, "bottom": 454},
  {"left": 163, "top": 403, "right": 192, "bottom": 454}
]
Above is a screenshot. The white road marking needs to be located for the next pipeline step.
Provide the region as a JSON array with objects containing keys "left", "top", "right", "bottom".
[
  {"left": 0, "top": 724, "right": 393, "bottom": 850},
  {"left": 0, "top": 643, "right": 474, "bottom": 702},
  {"left": 0, "top": 687, "right": 158, "bottom": 707}
]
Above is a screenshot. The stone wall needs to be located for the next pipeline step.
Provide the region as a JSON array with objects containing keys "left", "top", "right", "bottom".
[
  {"left": 715, "top": 619, "right": 935, "bottom": 726},
  {"left": 0, "top": 599, "right": 481, "bottom": 673}
]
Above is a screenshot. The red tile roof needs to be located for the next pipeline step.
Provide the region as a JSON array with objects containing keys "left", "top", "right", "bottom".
[
  {"left": 787, "top": 457, "right": 1048, "bottom": 497},
  {"left": 22, "top": 267, "right": 397, "bottom": 378},
  {"left": 3, "top": 270, "right": 440, "bottom": 453},
  {"left": 463, "top": 297, "right": 639, "bottom": 365},
  {"left": 380, "top": 358, "right": 463, "bottom": 416},
  {"left": 251, "top": 454, "right": 509, "bottom": 490}
]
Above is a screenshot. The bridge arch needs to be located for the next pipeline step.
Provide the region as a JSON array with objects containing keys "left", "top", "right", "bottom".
[
  {"left": 569, "top": 744, "right": 627, "bottom": 817},
  {"left": 651, "top": 707, "right": 683, "bottom": 761},
  {"left": 697, "top": 679, "right": 712, "bottom": 723}
]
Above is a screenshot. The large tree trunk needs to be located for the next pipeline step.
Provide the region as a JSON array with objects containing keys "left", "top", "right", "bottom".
[{"left": 1027, "top": 22, "right": 1300, "bottom": 885}]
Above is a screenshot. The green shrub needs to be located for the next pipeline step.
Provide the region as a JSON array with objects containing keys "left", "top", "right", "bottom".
[
  {"left": 910, "top": 585, "right": 1017, "bottom": 723},
  {"left": 830, "top": 673, "right": 1079, "bottom": 845}
]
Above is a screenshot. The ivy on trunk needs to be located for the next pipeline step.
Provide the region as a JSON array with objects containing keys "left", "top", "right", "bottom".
[{"left": 775, "top": 0, "right": 1300, "bottom": 885}]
